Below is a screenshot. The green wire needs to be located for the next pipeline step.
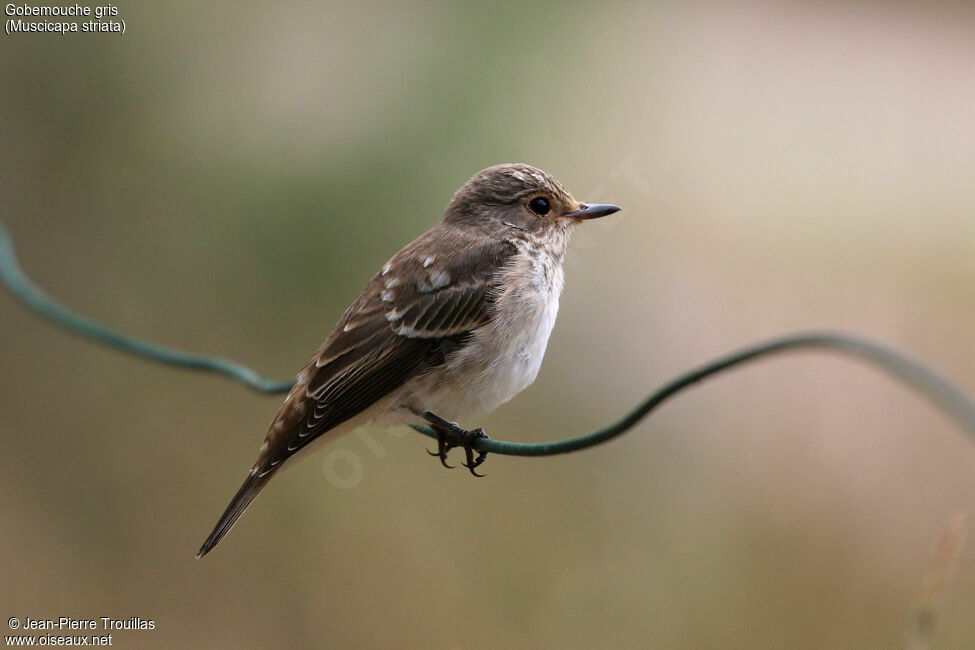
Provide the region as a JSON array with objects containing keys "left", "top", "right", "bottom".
[
  {"left": 0, "top": 221, "right": 294, "bottom": 394},
  {"left": 411, "top": 331, "right": 975, "bottom": 456}
]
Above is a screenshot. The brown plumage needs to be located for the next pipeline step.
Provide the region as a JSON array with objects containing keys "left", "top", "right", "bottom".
[{"left": 197, "top": 164, "right": 620, "bottom": 557}]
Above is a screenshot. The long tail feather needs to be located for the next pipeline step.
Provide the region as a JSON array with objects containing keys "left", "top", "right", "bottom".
[{"left": 196, "top": 470, "right": 273, "bottom": 558}]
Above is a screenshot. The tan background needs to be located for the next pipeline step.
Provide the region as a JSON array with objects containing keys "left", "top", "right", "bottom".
[{"left": 2, "top": 1, "right": 975, "bottom": 648}]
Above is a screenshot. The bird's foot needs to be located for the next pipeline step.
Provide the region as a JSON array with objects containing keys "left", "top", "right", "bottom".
[{"left": 422, "top": 411, "right": 489, "bottom": 477}]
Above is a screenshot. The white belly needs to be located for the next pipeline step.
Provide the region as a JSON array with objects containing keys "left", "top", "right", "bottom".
[{"left": 464, "top": 273, "right": 562, "bottom": 413}]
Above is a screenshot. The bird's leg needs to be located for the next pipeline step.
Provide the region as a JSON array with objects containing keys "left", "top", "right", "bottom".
[
  {"left": 410, "top": 408, "right": 454, "bottom": 467},
  {"left": 425, "top": 419, "right": 455, "bottom": 470},
  {"left": 420, "top": 411, "right": 489, "bottom": 477}
]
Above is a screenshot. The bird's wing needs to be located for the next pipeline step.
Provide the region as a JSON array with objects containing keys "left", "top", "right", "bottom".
[
  {"left": 287, "top": 278, "right": 491, "bottom": 449},
  {"left": 198, "top": 229, "right": 516, "bottom": 557},
  {"left": 261, "top": 231, "right": 515, "bottom": 469}
]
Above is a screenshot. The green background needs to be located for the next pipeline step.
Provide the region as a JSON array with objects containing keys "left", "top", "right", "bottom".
[{"left": 2, "top": 1, "right": 975, "bottom": 648}]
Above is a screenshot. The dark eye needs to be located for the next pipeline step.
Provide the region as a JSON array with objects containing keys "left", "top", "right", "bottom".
[{"left": 527, "top": 196, "right": 551, "bottom": 216}]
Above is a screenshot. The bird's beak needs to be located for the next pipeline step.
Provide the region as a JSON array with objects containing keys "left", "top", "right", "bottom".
[{"left": 564, "top": 203, "right": 621, "bottom": 220}]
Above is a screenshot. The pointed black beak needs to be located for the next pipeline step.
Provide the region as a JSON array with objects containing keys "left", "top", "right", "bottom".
[{"left": 564, "top": 203, "right": 621, "bottom": 220}]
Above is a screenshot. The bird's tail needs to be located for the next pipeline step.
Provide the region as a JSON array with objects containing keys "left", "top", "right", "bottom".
[{"left": 196, "top": 469, "right": 274, "bottom": 559}]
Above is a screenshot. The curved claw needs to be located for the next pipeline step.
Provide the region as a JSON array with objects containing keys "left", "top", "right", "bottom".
[
  {"left": 462, "top": 446, "right": 488, "bottom": 477},
  {"left": 462, "top": 463, "right": 486, "bottom": 478},
  {"left": 427, "top": 447, "right": 454, "bottom": 469}
]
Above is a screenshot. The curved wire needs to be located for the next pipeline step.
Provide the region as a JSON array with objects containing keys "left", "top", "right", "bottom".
[
  {"left": 0, "top": 221, "right": 294, "bottom": 394},
  {"left": 410, "top": 331, "right": 975, "bottom": 455},
  {"left": 4, "top": 219, "right": 975, "bottom": 457}
]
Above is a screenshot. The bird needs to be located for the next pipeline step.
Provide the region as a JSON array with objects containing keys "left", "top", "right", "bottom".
[{"left": 196, "top": 163, "right": 620, "bottom": 557}]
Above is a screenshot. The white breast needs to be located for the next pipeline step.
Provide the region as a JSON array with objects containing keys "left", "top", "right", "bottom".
[
  {"left": 406, "top": 230, "right": 570, "bottom": 421},
  {"left": 477, "top": 247, "right": 564, "bottom": 407}
]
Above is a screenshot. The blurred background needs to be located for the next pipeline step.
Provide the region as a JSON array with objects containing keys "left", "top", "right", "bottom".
[{"left": 2, "top": 1, "right": 975, "bottom": 648}]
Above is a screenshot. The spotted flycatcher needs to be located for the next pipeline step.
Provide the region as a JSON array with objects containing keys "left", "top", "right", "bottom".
[{"left": 197, "top": 163, "right": 620, "bottom": 557}]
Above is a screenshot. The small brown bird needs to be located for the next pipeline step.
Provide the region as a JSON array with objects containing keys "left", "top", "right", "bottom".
[{"left": 197, "top": 163, "right": 620, "bottom": 557}]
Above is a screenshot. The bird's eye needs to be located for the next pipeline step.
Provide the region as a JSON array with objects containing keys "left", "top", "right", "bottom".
[{"left": 527, "top": 196, "right": 551, "bottom": 216}]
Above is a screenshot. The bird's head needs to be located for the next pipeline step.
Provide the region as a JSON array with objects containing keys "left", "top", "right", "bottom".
[{"left": 443, "top": 163, "right": 620, "bottom": 234}]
